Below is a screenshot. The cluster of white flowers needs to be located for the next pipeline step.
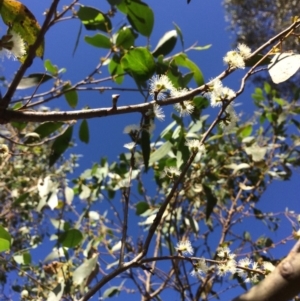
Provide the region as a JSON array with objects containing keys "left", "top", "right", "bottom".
[
  {"left": 0, "top": 30, "right": 26, "bottom": 60},
  {"left": 161, "top": 166, "right": 181, "bottom": 179},
  {"left": 185, "top": 139, "right": 205, "bottom": 154},
  {"left": 149, "top": 75, "right": 195, "bottom": 117},
  {"left": 205, "top": 78, "right": 236, "bottom": 108},
  {"left": 221, "top": 104, "right": 239, "bottom": 132},
  {"left": 223, "top": 43, "right": 251, "bottom": 69},
  {"left": 175, "top": 241, "right": 275, "bottom": 284}
]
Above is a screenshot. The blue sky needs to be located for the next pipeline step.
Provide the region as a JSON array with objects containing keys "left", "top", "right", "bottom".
[{"left": 1, "top": 0, "right": 299, "bottom": 300}]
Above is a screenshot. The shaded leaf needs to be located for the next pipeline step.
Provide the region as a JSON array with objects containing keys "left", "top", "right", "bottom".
[
  {"left": 136, "top": 202, "right": 150, "bottom": 215},
  {"left": 108, "top": 54, "right": 124, "bottom": 84},
  {"left": 152, "top": 30, "right": 177, "bottom": 57},
  {"left": 203, "top": 184, "right": 218, "bottom": 220},
  {"left": 58, "top": 229, "right": 83, "bottom": 248},
  {"left": 17, "top": 73, "right": 53, "bottom": 89},
  {"left": 103, "top": 287, "right": 120, "bottom": 299},
  {"left": 79, "top": 119, "right": 89, "bottom": 144},
  {"left": 141, "top": 130, "right": 150, "bottom": 172},
  {"left": 245, "top": 53, "right": 272, "bottom": 67},
  {"left": 49, "top": 126, "right": 73, "bottom": 167},
  {"left": 118, "top": 0, "right": 154, "bottom": 37}
]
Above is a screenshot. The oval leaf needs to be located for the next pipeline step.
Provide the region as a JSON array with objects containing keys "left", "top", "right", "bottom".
[
  {"left": 152, "top": 30, "right": 177, "bottom": 57},
  {"left": 77, "top": 5, "right": 112, "bottom": 32},
  {"left": 17, "top": 73, "right": 53, "bottom": 89},
  {"left": 0, "top": 0, "right": 44, "bottom": 60},
  {"left": 79, "top": 119, "right": 89, "bottom": 144},
  {"left": 121, "top": 47, "right": 155, "bottom": 82},
  {"left": 63, "top": 83, "right": 78, "bottom": 108},
  {"left": 268, "top": 52, "right": 300, "bottom": 84},
  {"left": 85, "top": 33, "right": 111, "bottom": 48},
  {"left": 49, "top": 126, "right": 73, "bottom": 167},
  {"left": 58, "top": 229, "right": 83, "bottom": 248},
  {"left": 0, "top": 226, "right": 11, "bottom": 252}
]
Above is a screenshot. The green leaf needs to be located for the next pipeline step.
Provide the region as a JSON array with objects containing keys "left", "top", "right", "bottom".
[
  {"left": 17, "top": 73, "right": 53, "bottom": 90},
  {"left": 63, "top": 82, "right": 78, "bottom": 108},
  {"left": 141, "top": 130, "right": 150, "bottom": 172},
  {"left": 174, "top": 53, "right": 204, "bottom": 86},
  {"left": 136, "top": 202, "right": 150, "bottom": 215},
  {"left": 103, "top": 287, "right": 120, "bottom": 299},
  {"left": 85, "top": 33, "right": 111, "bottom": 48},
  {"left": 149, "top": 141, "right": 172, "bottom": 164},
  {"left": 245, "top": 53, "right": 271, "bottom": 67},
  {"left": 120, "top": 0, "right": 154, "bottom": 37},
  {"left": 121, "top": 47, "right": 155, "bottom": 82},
  {"left": 58, "top": 229, "right": 83, "bottom": 248},
  {"left": 173, "top": 22, "right": 184, "bottom": 49},
  {"left": 203, "top": 184, "right": 218, "bottom": 220},
  {"left": 152, "top": 30, "right": 177, "bottom": 57},
  {"left": 108, "top": 54, "right": 124, "bottom": 84},
  {"left": 44, "top": 59, "right": 58, "bottom": 76},
  {"left": 0, "top": 0, "right": 44, "bottom": 61},
  {"left": 79, "top": 120, "right": 89, "bottom": 144},
  {"left": 49, "top": 126, "right": 73, "bottom": 167},
  {"left": 0, "top": 226, "right": 11, "bottom": 252},
  {"left": 77, "top": 5, "right": 112, "bottom": 32},
  {"left": 237, "top": 124, "right": 252, "bottom": 138},
  {"left": 115, "top": 26, "right": 136, "bottom": 49},
  {"left": 32, "top": 122, "right": 64, "bottom": 140}
]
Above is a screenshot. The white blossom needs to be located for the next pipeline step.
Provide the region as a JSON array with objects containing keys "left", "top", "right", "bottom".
[
  {"left": 161, "top": 166, "right": 181, "bottom": 178},
  {"left": 237, "top": 43, "right": 251, "bottom": 59},
  {"left": 0, "top": 31, "right": 26, "bottom": 60},
  {"left": 123, "top": 124, "right": 140, "bottom": 134},
  {"left": 185, "top": 139, "right": 205, "bottom": 153},
  {"left": 175, "top": 240, "right": 194, "bottom": 255},
  {"left": 174, "top": 101, "right": 194, "bottom": 116},
  {"left": 191, "top": 258, "right": 209, "bottom": 276},
  {"left": 149, "top": 74, "right": 175, "bottom": 100},
  {"left": 221, "top": 104, "right": 239, "bottom": 132},
  {"left": 147, "top": 104, "right": 165, "bottom": 121},
  {"left": 123, "top": 142, "right": 136, "bottom": 150},
  {"left": 223, "top": 50, "right": 245, "bottom": 69}
]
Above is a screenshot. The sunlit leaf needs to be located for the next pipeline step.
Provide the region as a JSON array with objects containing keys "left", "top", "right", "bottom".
[
  {"left": 73, "top": 255, "right": 98, "bottom": 285},
  {"left": 103, "top": 286, "right": 120, "bottom": 299},
  {"left": 268, "top": 52, "right": 300, "bottom": 84},
  {"left": 0, "top": 0, "right": 44, "bottom": 61},
  {"left": 149, "top": 141, "right": 172, "bottom": 164},
  {"left": 44, "top": 59, "right": 58, "bottom": 76},
  {"left": 0, "top": 226, "right": 11, "bottom": 252},
  {"left": 174, "top": 53, "right": 204, "bottom": 86},
  {"left": 62, "top": 82, "right": 78, "bottom": 108},
  {"left": 77, "top": 5, "right": 112, "bottom": 32},
  {"left": 121, "top": 47, "right": 155, "bottom": 82},
  {"left": 85, "top": 33, "right": 111, "bottom": 48}
]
